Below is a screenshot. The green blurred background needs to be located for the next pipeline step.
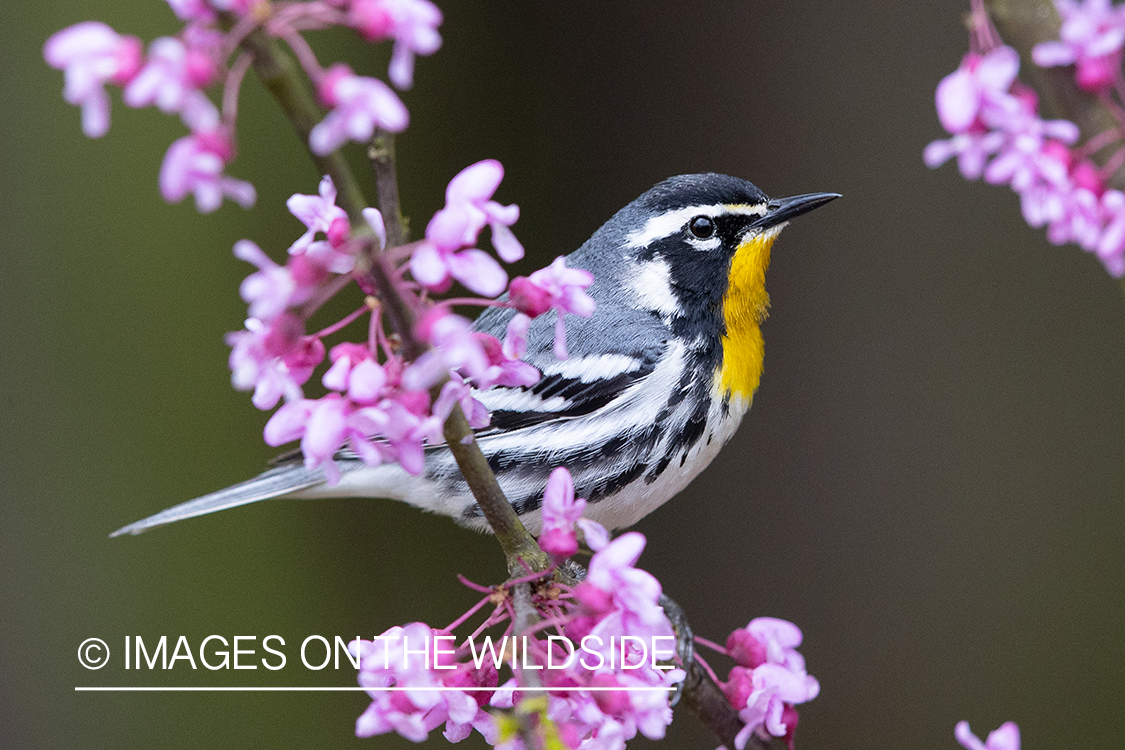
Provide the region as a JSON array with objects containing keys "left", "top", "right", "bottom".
[{"left": 3, "top": 1, "right": 1123, "bottom": 748}]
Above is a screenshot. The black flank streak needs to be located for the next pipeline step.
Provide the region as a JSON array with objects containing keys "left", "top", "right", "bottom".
[
  {"left": 585, "top": 462, "right": 647, "bottom": 503},
  {"left": 645, "top": 453, "right": 673, "bottom": 484}
]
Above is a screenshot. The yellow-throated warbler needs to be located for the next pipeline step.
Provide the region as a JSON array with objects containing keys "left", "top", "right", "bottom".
[{"left": 113, "top": 174, "right": 838, "bottom": 537}]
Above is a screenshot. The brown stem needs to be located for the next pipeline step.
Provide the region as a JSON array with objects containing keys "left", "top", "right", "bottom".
[
  {"left": 234, "top": 24, "right": 370, "bottom": 219},
  {"left": 365, "top": 256, "right": 426, "bottom": 359},
  {"left": 510, "top": 581, "right": 544, "bottom": 689},
  {"left": 680, "top": 659, "right": 772, "bottom": 750},
  {"left": 442, "top": 406, "right": 551, "bottom": 576},
  {"left": 368, "top": 129, "right": 410, "bottom": 248}
]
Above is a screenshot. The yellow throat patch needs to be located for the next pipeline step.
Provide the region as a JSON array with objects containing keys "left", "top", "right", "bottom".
[{"left": 718, "top": 228, "right": 778, "bottom": 402}]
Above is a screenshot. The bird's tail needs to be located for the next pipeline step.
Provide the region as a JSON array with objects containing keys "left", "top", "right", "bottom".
[{"left": 110, "top": 463, "right": 329, "bottom": 537}]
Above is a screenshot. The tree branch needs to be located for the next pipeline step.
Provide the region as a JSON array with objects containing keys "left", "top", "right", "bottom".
[{"left": 442, "top": 407, "right": 551, "bottom": 575}]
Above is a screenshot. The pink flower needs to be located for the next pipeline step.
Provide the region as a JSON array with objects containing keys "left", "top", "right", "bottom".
[
  {"left": 426, "top": 160, "right": 524, "bottom": 261},
  {"left": 322, "top": 343, "right": 388, "bottom": 404},
  {"left": 352, "top": 528, "right": 687, "bottom": 749},
  {"left": 265, "top": 394, "right": 354, "bottom": 482},
  {"left": 984, "top": 121, "right": 1080, "bottom": 194},
  {"left": 1045, "top": 179, "right": 1103, "bottom": 250},
  {"left": 402, "top": 312, "right": 491, "bottom": 390},
  {"left": 487, "top": 527, "right": 684, "bottom": 747},
  {"left": 411, "top": 160, "right": 524, "bottom": 296},
  {"left": 410, "top": 242, "right": 509, "bottom": 296},
  {"left": 122, "top": 34, "right": 220, "bottom": 130},
  {"left": 362, "top": 207, "right": 389, "bottom": 250},
  {"left": 43, "top": 22, "right": 143, "bottom": 138},
  {"left": 350, "top": 397, "right": 434, "bottom": 475},
  {"left": 729, "top": 662, "right": 818, "bottom": 750},
  {"left": 925, "top": 44, "right": 1081, "bottom": 199},
  {"left": 1096, "top": 190, "right": 1125, "bottom": 276},
  {"left": 164, "top": 0, "right": 218, "bottom": 23},
  {"left": 287, "top": 175, "right": 352, "bottom": 254},
  {"left": 234, "top": 240, "right": 327, "bottom": 322},
  {"left": 538, "top": 467, "right": 587, "bottom": 559},
  {"left": 210, "top": 0, "right": 254, "bottom": 13},
  {"left": 261, "top": 337, "right": 443, "bottom": 480},
  {"left": 1033, "top": 0, "right": 1125, "bottom": 91},
  {"left": 475, "top": 314, "right": 541, "bottom": 390},
  {"left": 509, "top": 257, "right": 596, "bottom": 359},
  {"left": 160, "top": 129, "right": 256, "bottom": 213},
  {"left": 348, "top": 0, "right": 444, "bottom": 89},
  {"left": 721, "top": 617, "right": 819, "bottom": 750},
  {"left": 576, "top": 532, "right": 671, "bottom": 640},
  {"left": 353, "top": 624, "right": 498, "bottom": 744},
  {"left": 933, "top": 46, "right": 1020, "bottom": 135},
  {"left": 432, "top": 373, "right": 491, "bottom": 429},
  {"left": 226, "top": 315, "right": 324, "bottom": 410},
  {"left": 955, "top": 721, "right": 1021, "bottom": 750},
  {"left": 922, "top": 131, "right": 1006, "bottom": 179},
  {"left": 729, "top": 618, "right": 809, "bottom": 672},
  {"left": 310, "top": 63, "right": 409, "bottom": 155}
]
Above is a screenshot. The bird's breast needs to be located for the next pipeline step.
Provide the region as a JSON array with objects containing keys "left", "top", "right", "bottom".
[{"left": 717, "top": 230, "right": 777, "bottom": 401}]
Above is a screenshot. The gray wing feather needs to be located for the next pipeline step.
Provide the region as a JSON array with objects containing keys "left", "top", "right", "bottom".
[{"left": 110, "top": 463, "right": 328, "bottom": 536}]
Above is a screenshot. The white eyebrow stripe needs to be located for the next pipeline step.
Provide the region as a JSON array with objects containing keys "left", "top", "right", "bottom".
[{"left": 624, "top": 203, "right": 767, "bottom": 249}]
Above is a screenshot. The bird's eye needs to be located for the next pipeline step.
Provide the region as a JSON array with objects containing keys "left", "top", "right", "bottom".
[{"left": 689, "top": 215, "right": 715, "bottom": 239}]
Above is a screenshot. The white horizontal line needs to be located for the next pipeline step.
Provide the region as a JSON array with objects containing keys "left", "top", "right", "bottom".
[{"left": 75, "top": 686, "right": 675, "bottom": 692}]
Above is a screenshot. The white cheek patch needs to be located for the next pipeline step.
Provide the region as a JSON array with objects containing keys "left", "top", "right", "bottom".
[
  {"left": 624, "top": 203, "right": 767, "bottom": 249},
  {"left": 626, "top": 258, "right": 679, "bottom": 319}
]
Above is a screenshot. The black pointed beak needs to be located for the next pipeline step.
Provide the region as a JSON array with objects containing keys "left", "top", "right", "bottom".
[{"left": 753, "top": 192, "right": 841, "bottom": 230}]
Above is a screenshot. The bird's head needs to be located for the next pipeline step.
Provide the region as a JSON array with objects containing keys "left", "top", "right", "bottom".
[{"left": 574, "top": 174, "right": 839, "bottom": 402}]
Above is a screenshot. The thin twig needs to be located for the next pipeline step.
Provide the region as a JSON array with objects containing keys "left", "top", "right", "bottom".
[
  {"left": 233, "top": 22, "right": 369, "bottom": 219},
  {"left": 441, "top": 405, "right": 551, "bottom": 575},
  {"left": 368, "top": 128, "right": 410, "bottom": 248}
]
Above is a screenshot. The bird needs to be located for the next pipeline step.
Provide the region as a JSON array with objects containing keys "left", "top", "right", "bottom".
[{"left": 112, "top": 174, "right": 838, "bottom": 537}]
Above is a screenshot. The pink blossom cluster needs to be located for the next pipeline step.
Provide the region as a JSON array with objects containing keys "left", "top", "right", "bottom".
[
  {"left": 412, "top": 159, "right": 526, "bottom": 296},
  {"left": 1033, "top": 0, "right": 1125, "bottom": 91},
  {"left": 352, "top": 622, "right": 500, "bottom": 742},
  {"left": 925, "top": 1, "right": 1125, "bottom": 277},
  {"left": 956, "top": 721, "right": 1021, "bottom": 750},
  {"left": 225, "top": 165, "right": 594, "bottom": 483},
  {"left": 350, "top": 468, "right": 690, "bottom": 750},
  {"left": 44, "top": 0, "right": 441, "bottom": 212},
  {"left": 718, "top": 618, "right": 820, "bottom": 750}
]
